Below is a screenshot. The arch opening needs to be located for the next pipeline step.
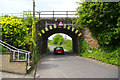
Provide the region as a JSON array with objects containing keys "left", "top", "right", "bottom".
[{"left": 48, "top": 33, "right": 72, "bottom": 53}]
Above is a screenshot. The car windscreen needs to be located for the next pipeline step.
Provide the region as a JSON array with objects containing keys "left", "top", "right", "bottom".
[{"left": 56, "top": 47, "right": 63, "bottom": 50}]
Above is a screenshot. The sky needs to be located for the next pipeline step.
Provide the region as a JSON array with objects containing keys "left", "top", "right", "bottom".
[
  {"left": 0, "top": 0, "right": 81, "bottom": 40},
  {"left": 0, "top": 0, "right": 80, "bottom": 13}
]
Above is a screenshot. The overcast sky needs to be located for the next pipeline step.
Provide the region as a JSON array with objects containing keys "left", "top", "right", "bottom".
[
  {"left": 0, "top": 0, "right": 80, "bottom": 40},
  {"left": 0, "top": 0, "right": 80, "bottom": 13}
]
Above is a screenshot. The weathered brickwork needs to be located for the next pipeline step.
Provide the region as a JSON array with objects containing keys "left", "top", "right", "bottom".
[
  {"left": 82, "top": 28, "right": 99, "bottom": 48},
  {"left": 36, "top": 18, "right": 81, "bottom": 54}
]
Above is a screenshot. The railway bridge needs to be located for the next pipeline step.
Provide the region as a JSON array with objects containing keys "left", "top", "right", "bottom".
[{"left": 36, "top": 17, "right": 82, "bottom": 54}]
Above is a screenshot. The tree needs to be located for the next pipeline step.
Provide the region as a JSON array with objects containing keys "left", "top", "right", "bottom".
[
  {"left": 75, "top": 2, "right": 120, "bottom": 49},
  {"left": 52, "top": 34, "right": 64, "bottom": 45},
  {"left": 1, "top": 16, "right": 34, "bottom": 50}
]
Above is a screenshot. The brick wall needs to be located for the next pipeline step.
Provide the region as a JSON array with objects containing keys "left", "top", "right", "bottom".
[
  {"left": 1, "top": 53, "right": 27, "bottom": 74},
  {"left": 83, "top": 28, "right": 98, "bottom": 48}
]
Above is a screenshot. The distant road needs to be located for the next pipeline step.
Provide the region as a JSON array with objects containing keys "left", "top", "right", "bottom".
[{"left": 35, "top": 45, "right": 118, "bottom": 78}]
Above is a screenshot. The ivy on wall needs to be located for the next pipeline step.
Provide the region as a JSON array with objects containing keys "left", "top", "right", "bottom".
[
  {"left": 75, "top": 2, "right": 120, "bottom": 48},
  {"left": 76, "top": 2, "right": 120, "bottom": 66}
]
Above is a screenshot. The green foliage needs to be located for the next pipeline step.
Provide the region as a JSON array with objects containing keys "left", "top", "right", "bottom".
[
  {"left": 79, "top": 37, "right": 120, "bottom": 66},
  {"left": 52, "top": 34, "right": 64, "bottom": 45},
  {"left": 75, "top": 2, "right": 120, "bottom": 66},
  {"left": 75, "top": 2, "right": 120, "bottom": 48},
  {"left": 0, "top": 17, "right": 2, "bottom": 36},
  {"left": 61, "top": 40, "right": 72, "bottom": 51},
  {"left": 1, "top": 16, "right": 34, "bottom": 50},
  {"left": 48, "top": 47, "right": 50, "bottom": 51},
  {"left": 4, "top": 15, "right": 9, "bottom": 17},
  {"left": 22, "top": 11, "right": 40, "bottom": 49},
  {"left": 34, "top": 47, "right": 41, "bottom": 64},
  {"left": 33, "top": 47, "right": 42, "bottom": 64},
  {"left": 49, "top": 39, "right": 72, "bottom": 51},
  {"left": 82, "top": 48, "right": 120, "bottom": 66},
  {"left": 0, "top": 45, "right": 9, "bottom": 52},
  {"left": 14, "top": 54, "right": 26, "bottom": 60},
  {"left": 79, "top": 37, "right": 90, "bottom": 55},
  {"left": 23, "top": 11, "right": 33, "bottom": 28}
]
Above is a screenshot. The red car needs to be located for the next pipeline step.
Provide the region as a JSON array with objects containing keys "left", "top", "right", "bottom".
[{"left": 54, "top": 47, "right": 64, "bottom": 55}]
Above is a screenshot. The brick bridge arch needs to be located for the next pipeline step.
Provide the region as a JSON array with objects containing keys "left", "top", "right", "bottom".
[{"left": 36, "top": 18, "right": 82, "bottom": 54}]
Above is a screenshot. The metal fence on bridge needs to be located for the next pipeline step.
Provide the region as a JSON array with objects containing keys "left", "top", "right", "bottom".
[{"left": 0, "top": 11, "right": 77, "bottom": 18}]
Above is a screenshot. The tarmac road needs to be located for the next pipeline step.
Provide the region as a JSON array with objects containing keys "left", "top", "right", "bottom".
[{"left": 35, "top": 45, "right": 118, "bottom": 78}]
